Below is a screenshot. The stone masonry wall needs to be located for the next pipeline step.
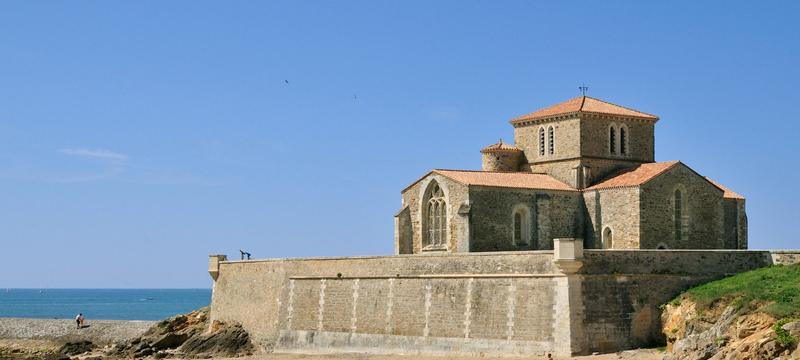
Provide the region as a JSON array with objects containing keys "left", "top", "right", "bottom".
[
  {"left": 210, "top": 252, "right": 560, "bottom": 356},
  {"left": 736, "top": 200, "right": 747, "bottom": 249},
  {"left": 209, "top": 250, "right": 794, "bottom": 356},
  {"left": 580, "top": 116, "right": 655, "bottom": 162},
  {"left": 582, "top": 188, "right": 640, "bottom": 249},
  {"left": 579, "top": 250, "right": 774, "bottom": 352},
  {"left": 468, "top": 187, "right": 582, "bottom": 251},
  {"left": 399, "top": 174, "right": 469, "bottom": 253},
  {"left": 639, "top": 164, "right": 725, "bottom": 249},
  {"left": 516, "top": 116, "right": 655, "bottom": 188},
  {"left": 515, "top": 118, "right": 581, "bottom": 164},
  {"left": 722, "top": 199, "right": 740, "bottom": 249},
  {"left": 528, "top": 159, "right": 581, "bottom": 188},
  {"left": 481, "top": 152, "right": 521, "bottom": 172}
]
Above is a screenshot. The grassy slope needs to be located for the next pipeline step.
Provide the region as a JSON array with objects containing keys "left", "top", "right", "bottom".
[{"left": 675, "top": 264, "right": 800, "bottom": 318}]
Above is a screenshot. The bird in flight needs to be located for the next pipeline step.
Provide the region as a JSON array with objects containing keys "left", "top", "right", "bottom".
[{"left": 284, "top": 80, "right": 289, "bottom": 85}]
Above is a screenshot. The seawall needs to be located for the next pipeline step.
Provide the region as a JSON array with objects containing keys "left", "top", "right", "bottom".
[{"left": 208, "top": 246, "right": 799, "bottom": 357}]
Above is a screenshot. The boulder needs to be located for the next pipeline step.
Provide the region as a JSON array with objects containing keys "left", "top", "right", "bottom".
[
  {"left": 151, "top": 332, "right": 189, "bottom": 350},
  {"left": 57, "top": 341, "right": 93, "bottom": 356},
  {"left": 781, "top": 321, "right": 800, "bottom": 337},
  {"left": 134, "top": 347, "right": 153, "bottom": 358}
]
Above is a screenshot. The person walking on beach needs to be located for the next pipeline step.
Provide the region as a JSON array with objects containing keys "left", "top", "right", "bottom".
[{"left": 75, "top": 313, "right": 83, "bottom": 329}]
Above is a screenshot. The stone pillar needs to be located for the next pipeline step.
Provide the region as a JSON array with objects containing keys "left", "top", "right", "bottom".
[
  {"left": 208, "top": 254, "right": 227, "bottom": 281},
  {"left": 552, "top": 238, "right": 586, "bottom": 357}
]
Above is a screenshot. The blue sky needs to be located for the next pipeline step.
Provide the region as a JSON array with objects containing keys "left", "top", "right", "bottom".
[{"left": 1, "top": 1, "right": 798, "bottom": 288}]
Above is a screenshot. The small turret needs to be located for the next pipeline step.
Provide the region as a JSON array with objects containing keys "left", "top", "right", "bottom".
[{"left": 480, "top": 140, "right": 522, "bottom": 172}]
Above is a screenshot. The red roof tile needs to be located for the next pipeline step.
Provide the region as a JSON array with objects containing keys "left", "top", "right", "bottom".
[
  {"left": 480, "top": 140, "right": 522, "bottom": 153},
  {"left": 585, "top": 161, "right": 680, "bottom": 190},
  {"left": 433, "top": 169, "right": 576, "bottom": 191},
  {"left": 511, "top": 96, "right": 659, "bottom": 123},
  {"left": 705, "top": 177, "right": 745, "bottom": 200}
]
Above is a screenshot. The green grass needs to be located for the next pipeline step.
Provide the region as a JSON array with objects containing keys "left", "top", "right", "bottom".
[
  {"left": 774, "top": 318, "right": 798, "bottom": 347},
  {"left": 681, "top": 264, "right": 800, "bottom": 318}
]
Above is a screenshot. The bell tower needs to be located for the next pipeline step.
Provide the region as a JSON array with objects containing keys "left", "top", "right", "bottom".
[{"left": 510, "top": 96, "right": 658, "bottom": 188}]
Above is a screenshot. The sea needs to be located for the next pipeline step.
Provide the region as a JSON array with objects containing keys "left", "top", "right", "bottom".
[{"left": 0, "top": 289, "right": 212, "bottom": 321}]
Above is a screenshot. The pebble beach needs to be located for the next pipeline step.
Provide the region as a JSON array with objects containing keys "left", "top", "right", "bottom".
[{"left": 0, "top": 317, "right": 154, "bottom": 344}]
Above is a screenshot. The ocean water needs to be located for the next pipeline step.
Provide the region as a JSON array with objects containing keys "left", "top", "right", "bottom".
[{"left": 0, "top": 289, "right": 211, "bottom": 321}]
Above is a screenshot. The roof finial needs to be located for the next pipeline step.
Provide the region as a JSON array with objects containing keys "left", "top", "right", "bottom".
[
  {"left": 499, "top": 138, "right": 503, "bottom": 144},
  {"left": 578, "top": 83, "right": 589, "bottom": 96}
]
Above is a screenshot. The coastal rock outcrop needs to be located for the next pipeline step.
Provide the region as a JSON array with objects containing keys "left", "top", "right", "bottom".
[
  {"left": 662, "top": 299, "right": 799, "bottom": 360},
  {"left": 661, "top": 263, "right": 800, "bottom": 360},
  {"left": 108, "top": 307, "right": 253, "bottom": 358}
]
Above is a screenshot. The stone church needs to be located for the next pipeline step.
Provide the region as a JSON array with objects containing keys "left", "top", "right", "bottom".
[{"left": 395, "top": 96, "right": 747, "bottom": 254}]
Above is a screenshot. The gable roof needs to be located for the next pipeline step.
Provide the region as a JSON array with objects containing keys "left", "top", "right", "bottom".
[
  {"left": 511, "top": 96, "right": 659, "bottom": 123},
  {"left": 585, "top": 161, "right": 680, "bottom": 190},
  {"left": 402, "top": 169, "right": 576, "bottom": 192},
  {"left": 705, "top": 177, "right": 745, "bottom": 200}
]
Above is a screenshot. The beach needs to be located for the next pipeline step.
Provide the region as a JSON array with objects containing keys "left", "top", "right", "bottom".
[{"left": 0, "top": 318, "right": 155, "bottom": 344}]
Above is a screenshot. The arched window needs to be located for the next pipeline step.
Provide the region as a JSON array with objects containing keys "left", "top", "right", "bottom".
[
  {"left": 602, "top": 227, "right": 613, "bottom": 249},
  {"left": 674, "top": 188, "right": 686, "bottom": 242},
  {"left": 620, "top": 125, "right": 628, "bottom": 155},
  {"left": 512, "top": 205, "right": 531, "bottom": 246},
  {"left": 609, "top": 126, "right": 617, "bottom": 155},
  {"left": 538, "top": 127, "right": 545, "bottom": 156},
  {"left": 548, "top": 126, "right": 555, "bottom": 155},
  {"left": 424, "top": 182, "right": 447, "bottom": 247}
]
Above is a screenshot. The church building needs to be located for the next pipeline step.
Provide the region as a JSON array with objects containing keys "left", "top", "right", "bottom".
[{"left": 395, "top": 96, "right": 747, "bottom": 253}]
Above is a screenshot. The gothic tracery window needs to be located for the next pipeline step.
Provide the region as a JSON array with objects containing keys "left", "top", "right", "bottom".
[
  {"left": 424, "top": 182, "right": 446, "bottom": 247},
  {"left": 548, "top": 126, "right": 555, "bottom": 155}
]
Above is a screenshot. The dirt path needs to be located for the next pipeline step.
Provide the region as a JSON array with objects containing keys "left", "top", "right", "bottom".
[
  {"left": 0, "top": 339, "right": 664, "bottom": 360},
  {"left": 210, "top": 350, "right": 664, "bottom": 360}
]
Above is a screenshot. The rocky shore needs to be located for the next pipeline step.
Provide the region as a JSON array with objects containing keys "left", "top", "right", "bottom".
[{"left": 0, "top": 308, "right": 254, "bottom": 360}]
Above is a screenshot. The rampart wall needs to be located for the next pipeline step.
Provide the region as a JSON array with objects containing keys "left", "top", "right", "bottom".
[{"left": 208, "top": 247, "right": 798, "bottom": 357}]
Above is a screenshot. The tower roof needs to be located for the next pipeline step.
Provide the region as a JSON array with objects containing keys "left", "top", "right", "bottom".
[
  {"left": 480, "top": 140, "right": 522, "bottom": 153},
  {"left": 510, "top": 96, "right": 659, "bottom": 123}
]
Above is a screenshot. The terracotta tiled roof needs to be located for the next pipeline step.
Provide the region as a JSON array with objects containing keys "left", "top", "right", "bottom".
[
  {"left": 705, "top": 177, "right": 745, "bottom": 200},
  {"left": 433, "top": 169, "right": 576, "bottom": 191},
  {"left": 511, "top": 96, "right": 659, "bottom": 123},
  {"left": 585, "top": 161, "right": 680, "bottom": 190},
  {"left": 480, "top": 140, "right": 522, "bottom": 153}
]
